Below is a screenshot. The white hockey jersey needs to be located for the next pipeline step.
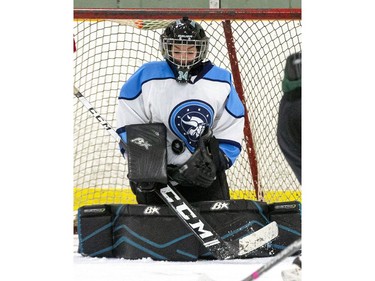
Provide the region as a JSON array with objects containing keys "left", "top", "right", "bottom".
[{"left": 116, "top": 60, "right": 244, "bottom": 167}]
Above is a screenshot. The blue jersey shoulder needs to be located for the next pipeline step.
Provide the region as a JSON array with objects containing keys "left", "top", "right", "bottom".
[
  {"left": 119, "top": 61, "right": 174, "bottom": 100},
  {"left": 203, "top": 65, "right": 232, "bottom": 84},
  {"left": 204, "top": 65, "right": 244, "bottom": 118}
]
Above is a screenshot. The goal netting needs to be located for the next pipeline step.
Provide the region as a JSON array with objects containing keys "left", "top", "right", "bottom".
[{"left": 73, "top": 8, "right": 302, "bottom": 210}]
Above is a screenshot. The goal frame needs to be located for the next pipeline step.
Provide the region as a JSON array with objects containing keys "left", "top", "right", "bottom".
[
  {"left": 74, "top": 8, "right": 301, "bottom": 20},
  {"left": 73, "top": 8, "right": 302, "bottom": 202}
]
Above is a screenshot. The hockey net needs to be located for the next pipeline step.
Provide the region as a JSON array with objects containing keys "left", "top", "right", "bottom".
[{"left": 73, "top": 8, "right": 302, "bottom": 211}]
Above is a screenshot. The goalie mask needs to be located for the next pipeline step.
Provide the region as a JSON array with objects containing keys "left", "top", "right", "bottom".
[{"left": 160, "top": 17, "right": 209, "bottom": 83}]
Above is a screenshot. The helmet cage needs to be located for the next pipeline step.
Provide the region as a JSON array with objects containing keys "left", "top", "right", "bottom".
[{"left": 161, "top": 37, "right": 209, "bottom": 69}]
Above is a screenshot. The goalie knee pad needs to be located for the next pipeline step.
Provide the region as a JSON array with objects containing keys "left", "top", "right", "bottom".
[
  {"left": 268, "top": 201, "right": 301, "bottom": 253},
  {"left": 77, "top": 205, "right": 114, "bottom": 258}
]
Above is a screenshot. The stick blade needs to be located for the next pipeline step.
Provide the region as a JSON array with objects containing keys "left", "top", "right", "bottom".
[{"left": 238, "top": 221, "right": 278, "bottom": 256}]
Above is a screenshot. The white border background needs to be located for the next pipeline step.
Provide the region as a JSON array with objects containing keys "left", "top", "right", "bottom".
[{"left": 2, "top": 1, "right": 375, "bottom": 280}]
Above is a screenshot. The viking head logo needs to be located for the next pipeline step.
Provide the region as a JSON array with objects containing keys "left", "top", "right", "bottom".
[
  {"left": 169, "top": 100, "right": 214, "bottom": 152},
  {"left": 181, "top": 115, "right": 206, "bottom": 139}
]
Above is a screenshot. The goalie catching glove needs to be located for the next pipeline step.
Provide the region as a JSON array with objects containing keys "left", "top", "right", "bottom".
[{"left": 168, "top": 128, "right": 218, "bottom": 188}]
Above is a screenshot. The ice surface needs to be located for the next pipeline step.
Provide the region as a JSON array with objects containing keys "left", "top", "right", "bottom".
[{"left": 73, "top": 235, "right": 295, "bottom": 281}]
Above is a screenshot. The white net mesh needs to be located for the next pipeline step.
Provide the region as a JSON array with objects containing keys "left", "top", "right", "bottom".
[{"left": 73, "top": 16, "right": 302, "bottom": 210}]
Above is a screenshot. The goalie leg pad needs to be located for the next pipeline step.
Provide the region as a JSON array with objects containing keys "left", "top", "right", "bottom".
[
  {"left": 112, "top": 204, "right": 201, "bottom": 261},
  {"left": 77, "top": 199, "right": 279, "bottom": 261}
]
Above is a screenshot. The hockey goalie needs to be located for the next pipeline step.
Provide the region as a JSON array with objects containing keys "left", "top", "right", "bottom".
[{"left": 115, "top": 17, "right": 245, "bottom": 204}]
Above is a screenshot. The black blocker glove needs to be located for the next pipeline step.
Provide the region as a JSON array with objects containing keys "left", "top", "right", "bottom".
[{"left": 168, "top": 130, "right": 217, "bottom": 188}]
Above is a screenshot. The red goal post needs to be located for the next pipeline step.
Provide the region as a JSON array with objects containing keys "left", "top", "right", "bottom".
[{"left": 73, "top": 8, "right": 302, "bottom": 210}]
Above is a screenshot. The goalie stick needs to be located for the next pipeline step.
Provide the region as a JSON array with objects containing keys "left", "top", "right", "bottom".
[
  {"left": 241, "top": 238, "right": 302, "bottom": 280},
  {"left": 73, "top": 86, "right": 278, "bottom": 260}
]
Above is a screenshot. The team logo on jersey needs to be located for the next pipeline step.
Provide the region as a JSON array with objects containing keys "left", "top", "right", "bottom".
[{"left": 169, "top": 100, "right": 214, "bottom": 152}]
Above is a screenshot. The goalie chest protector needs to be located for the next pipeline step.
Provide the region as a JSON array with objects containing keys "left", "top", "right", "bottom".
[{"left": 77, "top": 199, "right": 301, "bottom": 261}]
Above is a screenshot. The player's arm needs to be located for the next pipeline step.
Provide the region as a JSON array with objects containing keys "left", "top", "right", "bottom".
[
  {"left": 202, "top": 68, "right": 244, "bottom": 168},
  {"left": 116, "top": 68, "right": 150, "bottom": 156},
  {"left": 213, "top": 82, "right": 245, "bottom": 168}
]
